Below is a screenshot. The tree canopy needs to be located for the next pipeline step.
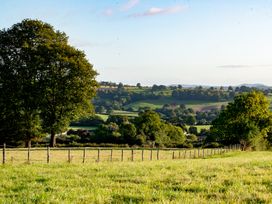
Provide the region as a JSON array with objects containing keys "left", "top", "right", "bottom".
[
  {"left": 211, "top": 91, "right": 272, "bottom": 150},
  {"left": 0, "top": 19, "right": 98, "bottom": 147}
]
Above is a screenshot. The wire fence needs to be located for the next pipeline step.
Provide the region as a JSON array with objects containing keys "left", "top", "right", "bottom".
[{"left": 1, "top": 144, "right": 241, "bottom": 164}]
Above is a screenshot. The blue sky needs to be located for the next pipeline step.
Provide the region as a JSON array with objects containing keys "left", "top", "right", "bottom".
[{"left": 1, "top": 0, "right": 272, "bottom": 86}]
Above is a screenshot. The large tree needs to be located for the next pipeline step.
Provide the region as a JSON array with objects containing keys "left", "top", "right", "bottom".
[
  {"left": 0, "top": 19, "right": 98, "bottom": 147},
  {"left": 211, "top": 91, "right": 272, "bottom": 150}
]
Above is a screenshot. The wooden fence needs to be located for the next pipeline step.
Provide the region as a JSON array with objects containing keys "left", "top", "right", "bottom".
[{"left": 1, "top": 144, "right": 241, "bottom": 164}]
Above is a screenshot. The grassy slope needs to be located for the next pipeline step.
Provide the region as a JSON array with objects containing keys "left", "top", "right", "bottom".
[
  {"left": 125, "top": 99, "right": 229, "bottom": 111},
  {"left": 0, "top": 151, "right": 272, "bottom": 203}
]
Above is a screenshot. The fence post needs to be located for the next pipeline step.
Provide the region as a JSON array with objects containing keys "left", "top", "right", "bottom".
[
  {"left": 68, "top": 149, "right": 71, "bottom": 163},
  {"left": 150, "top": 149, "right": 153, "bottom": 161},
  {"left": 172, "top": 151, "right": 175, "bottom": 159},
  {"left": 27, "top": 146, "right": 30, "bottom": 163},
  {"left": 110, "top": 149, "right": 113, "bottom": 162},
  {"left": 47, "top": 146, "right": 50, "bottom": 164},
  {"left": 157, "top": 149, "right": 159, "bottom": 160},
  {"left": 202, "top": 149, "right": 205, "bottom": 158},
  {"left": 97, "top": 149, "right": 100, "bottom": 162},
  {"left": 198, "top": 148, "right": 200, "bottom": 158},
  {"left": 184, "top": 150, "right": 186, "bottom": 159},
  {"left": 178, "top": 151, "right": 181, "bottom": 159},
  {"left": 189, "top": 150, "right": 191, "bottom": 158},
  {"left": 131, "top": 149, "right": 134, "bottom": 161},
  {"left": 2, "top": 143, "right": 6, "bottom": 164},
  {"left": 194, "top": 149, "right": 196, "bottom": 158},
  {"left": 142, "top": 149, "right": 144, "bottom": 161},
  {"left": 83, "top": 148, "right": 86, "bottom": 163},
  {"left": 121, "top": 149, "right": 124, "bottom": 162}
]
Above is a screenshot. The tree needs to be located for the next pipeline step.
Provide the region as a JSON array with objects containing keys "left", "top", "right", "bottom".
[
  {"left": 211, "top": 91, "right": 272, "bottom": 150},
  {"left": 136, "top": 83, "right": 142, "bottom": 89},
  {"left": 0, "top": 19, "right": 98, "bottom": 147},
  {"left": 0, "top": 19, "right": 46, "bottom": 146},
  {"left": 120, "top": 123, "right": 137, "bottom": 145},
  {"left": 134, "top": 110, "right": 162, "bottom": 143}
]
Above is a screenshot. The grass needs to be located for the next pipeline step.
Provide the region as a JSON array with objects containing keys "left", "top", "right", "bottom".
[
  {"left": 111, "top": 110, "right": 138, "bottom": 117},
  {"left": 0, "top": 151, "right": 272, "bottom": 203},
  {"left": 96, "top": 114, "right": 109, "bottom": 121},
  {"left": 70, "top": 126, "right": 97, "bottom": 131},
  {"left": 125, "top": 99, "right": 230, "bottom": 111},
  {"left": 186, "top": 125, "right": 211, "bottom": 132}
]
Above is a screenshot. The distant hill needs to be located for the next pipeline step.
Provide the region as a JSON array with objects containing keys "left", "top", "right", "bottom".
[{"left": 239, "top": 84, "right": 271, "bottom": 90}]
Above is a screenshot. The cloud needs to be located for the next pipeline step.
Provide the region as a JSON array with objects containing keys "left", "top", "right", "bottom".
[
  {"left": 103, "top": 8, "right": 113, "bottom": 16},
  {"left": 129, "top": 5, "right": 186, "bottom": 17},
  {"left": 122, "top": 0, "right": 140, "bottom": 11},
  {"left": 217, "top": 64, "right": 272, "bottom": 69}
]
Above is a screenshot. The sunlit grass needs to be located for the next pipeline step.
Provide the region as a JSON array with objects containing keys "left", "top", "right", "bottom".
[{"left": 0, "top": 151, "right": 271, "bottom": 203}]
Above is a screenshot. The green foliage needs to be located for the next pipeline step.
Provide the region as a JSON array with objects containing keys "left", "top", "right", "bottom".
[
  {"left": 106, "top": 115, "right": 129, "bottom": 125},
  {"left": 134, "top": 110, "right": 185, "bottom": 147},
  {"left": 189, "top": 126, "right": 198, "bottom": 135},
  {"left": 211, "top": 91, "right": 272, "bottom": 150},
  {"left": 0, "top": 19, "right": 98, "bottom": 147},
  {"left": 119, "top": 123, "right": 137, "bottom": 145}
]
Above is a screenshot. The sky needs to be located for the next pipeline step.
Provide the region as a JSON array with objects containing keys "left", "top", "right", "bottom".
[{"left": 1, "top": 0, "right": 272, "bottom": 86}]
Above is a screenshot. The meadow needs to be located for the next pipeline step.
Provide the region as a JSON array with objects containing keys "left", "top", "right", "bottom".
[
  {"left": 124, "top": 98, "right": 229, "bottom": 112},
  {"left": 0, "top": 151, "right": 271, "bottom": 203}
]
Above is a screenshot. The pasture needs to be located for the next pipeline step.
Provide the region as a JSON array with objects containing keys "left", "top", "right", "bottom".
[
  {"left": 124, "top": 99, "right": 229, "bottom": 112},
  {"left": 0, "top": 151, "right": 271, "bottom": 203}
]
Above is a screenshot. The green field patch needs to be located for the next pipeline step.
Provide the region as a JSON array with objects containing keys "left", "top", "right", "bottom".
[
  {"left": 69, "top": 126, "right": 97, "bottom": 131},
  {"left": 125, "top": 99, "right": 230, "bottom": 111},
  {"left": 96, "top": 114, "right": 109, "bottom": 121},
  {"left": 0, "top": 152, "right": 272, "bottom": 203},
  {"left": 111, "top": 110, "right": 138, "bottom": 117},
  {"left": 186, "top": 125, "right": 211, "bottom": 132}
]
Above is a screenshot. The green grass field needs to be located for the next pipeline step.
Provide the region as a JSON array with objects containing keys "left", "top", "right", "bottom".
[
  {"left": 0, "top": 151, "right": 271, "bottom": 203},
  {"left": 125, "top": 99, "right": 229, "bottom": 111},
  {"left": 70, "top": 126, "right": 97, "bottom": 131},
  {"left": 186, "top": 125, "right": 211, "bottom": 132}
]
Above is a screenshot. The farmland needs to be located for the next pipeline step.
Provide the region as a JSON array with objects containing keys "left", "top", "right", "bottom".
[
  {"left": 0, "top": 151, "right": 271, "bottom": 203},
  {"left": 124, "top": 98, "right": 229, "bottom": 112}
]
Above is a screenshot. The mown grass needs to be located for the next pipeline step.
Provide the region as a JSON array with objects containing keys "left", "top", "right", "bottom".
[{"left": 0, "top": 151, "right": 272, "bottom": 203}]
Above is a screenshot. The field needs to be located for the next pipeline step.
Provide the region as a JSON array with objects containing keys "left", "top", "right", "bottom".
[
  {"left": 0, "top": 151, "right": 272, "bottom": 203},
  {"left": 186, "top": 125, "right": 211, "bottom": 132},
  {"left": 124, "top": 98, "right": 229, "bottom": 112}
]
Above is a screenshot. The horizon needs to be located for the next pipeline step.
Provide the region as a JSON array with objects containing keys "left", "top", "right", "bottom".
[{"left": 1, "top": 0, "right": 272, "bottom": 86}]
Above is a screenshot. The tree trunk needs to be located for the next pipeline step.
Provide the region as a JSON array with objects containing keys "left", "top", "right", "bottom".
[
  {"left": 50, "top": 131, "right": 56, "bottom": 147},
  {"left": 25, "top": 140, "right": 31, "bottom": 148}
]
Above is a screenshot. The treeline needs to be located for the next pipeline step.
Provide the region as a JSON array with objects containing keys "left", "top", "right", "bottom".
[
  {"left": 94, "top": 83, "right": 270, "bottom": 113},
  {"left": 155, "top": 104, "right": 221, "bottom": 125},
  {"left": 66, "top": 111, "right": 192, "bottom": 148}
]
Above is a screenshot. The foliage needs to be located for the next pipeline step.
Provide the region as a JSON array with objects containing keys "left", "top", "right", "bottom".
[
  {"left": 211, "top": 91, "right": 272, "bottom": 150},
  {"left": 0, "top": 19, "right": 98, "bottom": 147}
]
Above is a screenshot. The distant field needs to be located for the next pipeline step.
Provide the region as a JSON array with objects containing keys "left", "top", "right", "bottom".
[
  {"left": 125, "top": 98, "right": 230, "bottom": 111},
  {"left": 186, "top": 125, "right": 211, "bottom": 132},
  {"left": 70, "top": 126, "right": 97, "bottom": 131},
  {"left": 0, "top": 151, "right": 271, "bottom": 203},
  {"left": 111, "top": 110, "right": 138, "bottom": 117},
  {"left": 96, "top": 114, "right": 109, "bottom": 121}
]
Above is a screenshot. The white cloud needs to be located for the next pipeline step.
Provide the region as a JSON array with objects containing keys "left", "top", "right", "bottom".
[
  {"left": 122, "top": 0, "right": 140, "bottom": 11},
  {"left": 130, "top": 5, "right": 186, "bottom": 17}
]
